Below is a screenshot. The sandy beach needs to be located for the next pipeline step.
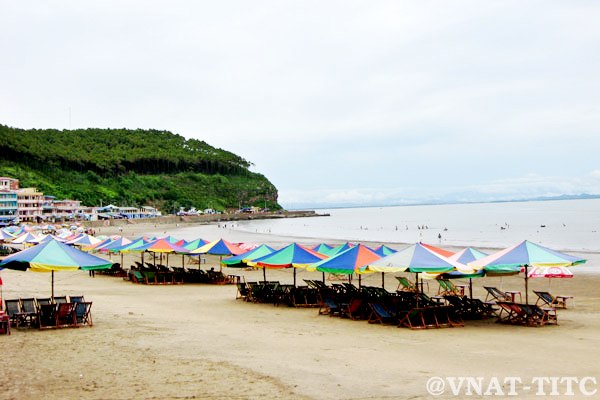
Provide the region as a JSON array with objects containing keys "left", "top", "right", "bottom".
[{"left": 2, "top": 221, "right": 600, "bottom": 399}]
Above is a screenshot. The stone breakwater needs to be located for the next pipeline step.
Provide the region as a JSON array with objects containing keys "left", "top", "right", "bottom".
[{"left": 83, "top": 210, "right": 328, "bottom": 229}]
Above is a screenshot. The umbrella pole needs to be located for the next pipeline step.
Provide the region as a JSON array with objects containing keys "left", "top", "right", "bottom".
[
  {"left": 293, "top": 268, "right": 297, "bottom": 287},
  {"left": 182, "top": 255, "right": 184, "bottom": 269},
  {"left": 469, "top": 278, "right": 473, "bottom": 299},
  {"left": 262, "top": 266, "right": 266, "bottom": 282},
  {"left": 166, "top": 253, "right": 169, "bottom": 267},
  {"left": 525, "top": 265, "right": 529, "bottom": 305},
  {"left": 120, "top": 253, "right": 123, "bottom": 268},
  {"left": 358, "top": 274, "right": 361, "bottom": 288},
  {"left": 415, "top": 272, "right": 419, "bottom": 308},
  {"left": 322, "top": 272, "right": 325, "bottom": 284},
  {"left": 348, "top": 274, "right": 352, "bottom": 284},
  {"left": 381, "top": 272, "right": 385, "bottom": 289},
  {"left": 51, "top": 270, "right": 54, "bottom": 300}
]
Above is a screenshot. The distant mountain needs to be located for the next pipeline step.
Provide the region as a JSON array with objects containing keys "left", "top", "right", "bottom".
[
  {"left": 287, "top": 193, "right": 600, "bottom": 210},
  {"left": 0, "top": 124, "right": 280, "bottom": 211}
]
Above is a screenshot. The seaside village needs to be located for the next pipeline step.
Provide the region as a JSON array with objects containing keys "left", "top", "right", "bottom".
[
  {"left": 0, "top": 173, "right": 587, "bottom": 334},
  {"left": 0, "top": 176, "right": 161, "bottom": 226}
]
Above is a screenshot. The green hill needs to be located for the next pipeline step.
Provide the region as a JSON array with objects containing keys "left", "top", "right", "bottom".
[{"left": 0, "top": 125, "right": 280, "bottom": 212}]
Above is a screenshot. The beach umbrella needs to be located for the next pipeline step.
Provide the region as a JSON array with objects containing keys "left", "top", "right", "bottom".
[
  {"left": 372, "top": 245, "right": 397, "bottom": 257},
  {"left": 420, "top": 242, "right": 455, "bottom": 258},
  {"left": 134, "top": 238, "right": 189, "bottom": 254},
  {"left": 0, "top": 239, "right": 112, "bottom": 299},
  {"left": 111, "top": 237, "right": 152, "bottom": 268},
  {"left": 133, "top": 238, "right": 189, "bottom": 267},
  {"left": 527, "top": 266, "right": 573, "bottom": 278},
  {"left": 190, "top": 239, "right": 245, "bottom": 272},
  {"left": 190, "top": 239, "right": 244, "bottom": 256},
  {"left": 67, "top": 234, "right": 103, "bottom": 247},
  {"left": 469, "top": 240, "right": 586, "bottom": 304},
  {"left": 183, "top": 238, "right": 209, "bottom": 252},
  {"left": 312, "top": 243, "right": 333, "bottom": 254},
  {"left": 365, "top": 242, "right": 473, "bottom": 305},
  {"left": 325, "top": 242, "right": 355, "bottom": 257},
  {"left": 96, "top": 236, "right": 132, "bottom": 252},
  {"left": 249, "top": 243, "right": 327, "bottom": 284},
  {"left": 0, "top": 230, "right": 15, "bottom": 242},
  {"left": 221, "top": 244, "right": 276, "bottom": 268},
  {"left": 444, "top": 247, "right": 489, "bottom": 298},
  {"left": 307, "top": 244, "right": 381, "bottom": 287},
  {"left": 11, "top": 232, "right": 38, "bottom": 245}
]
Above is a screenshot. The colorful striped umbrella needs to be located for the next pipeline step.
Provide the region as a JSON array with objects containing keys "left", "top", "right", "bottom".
[
  {"left": 0, "top": 239, "right": 112, "bottom": 298},
  {"left": 250, "top": 243, "right": 327, "bottom": 284},
  {"left": 324, "top": 242, "right": 355, "bottom": 256},
  {"left": 183, "top": 238, "right": 210, "bottom": 252},
  {"left": 133, "top": 238, "right": 189, "bottom": 253},
  {"left": 469, "top": 240, "right": 586, "bottom": 304},
  {"left": 372, "top": 244, "right": 397, "bottom": 257},
  {"left": 221, "top": 244, "right": 276, "bottom": 268},
  {"left": 307, "top": 244, "right": 381, "bottom": 280},
  {"left": 190, "top": 239, "right": 244, "bottom": 256},
  {"left": 312, "top": 243, "right": 333, "bottom": 254},
  {"left": 366, "top": 243, "right": 472, "bottom": 274}
]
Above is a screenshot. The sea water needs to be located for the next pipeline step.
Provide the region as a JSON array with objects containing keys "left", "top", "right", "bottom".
[{"left": 235, "top": 199, "right": 600, "bottom": 253}]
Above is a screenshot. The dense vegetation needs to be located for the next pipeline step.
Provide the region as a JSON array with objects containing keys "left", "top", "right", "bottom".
[{"left": 0, "top": 125, "right": 280, "bottom": 212}]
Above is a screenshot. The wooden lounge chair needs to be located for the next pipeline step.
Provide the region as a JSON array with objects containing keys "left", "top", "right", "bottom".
[
  {"left": 36, "top": 297, "right": 52, "bottom": 306},
  {"left": 19, "top": 298, "right": 39, "bottom": 327},
  {"left": 56, "top": 303, "right": 76, "bottom": 327},
  {"left": 483, "top": 286, "right": 512, "bottom": 303},
  {"left": 38, "top": 303, "right": 57, "bottom": 328},
  {"left": 437, "top": 279, "right": 462, "bottom": 296},
  {"left": 4, "top": 299, "right": 21, "bottom": 326},
  {"left": 533, "top": 291, "right": 572, "bottom": 309},
  {"left": 343, "top": 298, "right": 366, "bottom": 320},
  {"left": 75, "top": 302, "right": 93, "bottom": 326},
  {"left": 318, "top": 294, "right": 343, "bottom": 316},
  {"left": 53, "top": 296, "right": 67, "bottom": 304},
  {"left": 396, "top": 276, "right": 417, "bottom": 292},
  {"left": 367, "top": 302, "right": 398, "bottom": 325},
  {"left": 69, "top": 295, "right": 85, "bottom": 304}
]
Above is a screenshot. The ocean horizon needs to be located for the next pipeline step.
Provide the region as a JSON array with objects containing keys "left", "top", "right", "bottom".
[{"left": 236, "top": 198, "right": 600, "bottom": 253}]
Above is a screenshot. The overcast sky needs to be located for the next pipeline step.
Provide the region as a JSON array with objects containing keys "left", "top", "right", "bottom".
[{"left": 2, "top": 1, "right": 599, "bottom": 208}]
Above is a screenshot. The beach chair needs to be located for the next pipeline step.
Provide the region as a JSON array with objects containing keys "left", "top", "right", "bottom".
[
  {"left": 483, "top": 287, "right": 512, "bottom": 303},
  {"left": 53, "top": 296, "right": 67, "bottom": 304},
  {"left": 4, "top": 299, "right": 21, "bottom": 326},
  {"left": 518, "top": 304, "right": 557, "bottom": 327},
  {"left": 69, "top": 295, "right": 85, "bottom": 304},
  {"left": 75, "top": 302, "right": 93, "bottom": 326},
  {"left": 343, "top": 298, "right": 366, "bottom": 320},
  {"left": 367, "top": 302, "right": 398, "bottom": 325},
  {"left": 318, "top": 293, "right": 343, "bottom": 316},
  {"left": 36, "top": 297, "right": 52, "bottom": 307},
  {"left": 399, "top": 307, "right": 428, "bottom": 329},
  {"left": 437, "top": 279, "right": 462, "bottom": 296},
  {"left": 131, "top": 270, "right": 145, "bottom": 284},
  {"left": 56, "top": 303, "right": 76, "bottom": 327},
  {"left": 396, "top": 276, "right": 417, "bottom": 292},
  {"left": 19, "top": 298, "right": 39, "bottom": 327},
  {"left": 533, "top": 291, "right": 572, "bottom": 309},
  {"left": 38, "top": 303, "right": 57, "bottom": 328}
]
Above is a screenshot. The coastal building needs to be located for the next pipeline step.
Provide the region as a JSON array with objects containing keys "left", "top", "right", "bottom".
[
  {"left": 0, "top": 177, "right": 19, "bottom": 191},
  {"left": 17, "top": 187, "right": 44, "bottom": 222},
  {"left": 0, "top": 190, "right": 18, "bottom": 226},
  {"left": 96, "top": 205, "right": 161, "bottom": 219}
]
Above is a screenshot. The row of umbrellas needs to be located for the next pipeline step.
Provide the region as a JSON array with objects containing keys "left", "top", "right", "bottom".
[{"left": 0, "top": 232, "right": 586, "bottom": 305}]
